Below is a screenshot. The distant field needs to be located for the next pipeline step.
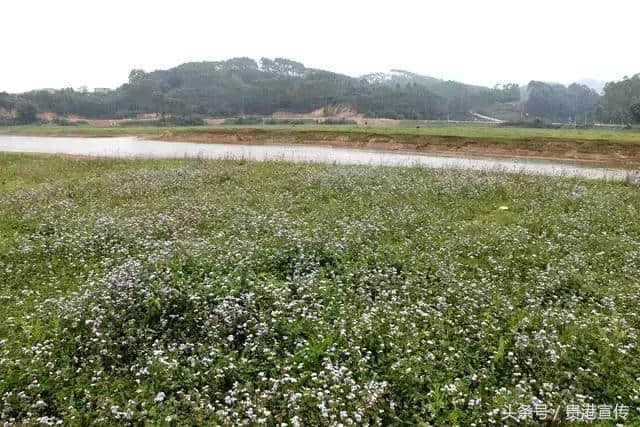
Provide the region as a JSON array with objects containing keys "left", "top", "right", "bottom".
[
  {"left": 2, "top": 123, "right": 640, "bottom": 142},
  {"left": 1, "top": 154, "right": 639, "bottom": 424}
]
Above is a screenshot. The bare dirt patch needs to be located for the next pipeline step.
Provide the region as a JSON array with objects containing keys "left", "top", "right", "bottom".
[{"left": 152, "top": 129, "right": 640, "bottom": 167}]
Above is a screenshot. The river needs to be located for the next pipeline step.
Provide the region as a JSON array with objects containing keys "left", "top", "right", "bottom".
[{"left": 0, "top": 135, "right": 633, "bottom": 181}]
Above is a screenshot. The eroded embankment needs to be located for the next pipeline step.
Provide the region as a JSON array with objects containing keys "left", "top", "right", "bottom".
[{"left": 153, "top": 129, "right": 640, "bottom": 166}]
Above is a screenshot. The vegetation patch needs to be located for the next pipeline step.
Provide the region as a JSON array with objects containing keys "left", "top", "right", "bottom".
[
  {"left": 223, "top": 116, "right": 264, "bottom": 125},
  {"left": 1, "top": 154, "right": 639, "bottom": 424}
]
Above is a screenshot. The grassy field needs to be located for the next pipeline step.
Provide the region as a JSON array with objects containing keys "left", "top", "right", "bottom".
[
  {"left": 1, "top": 154, "right": 640, "bottom": 424},
  {"left": 2, "top": 123, "right": 640, "bottom": 142}
]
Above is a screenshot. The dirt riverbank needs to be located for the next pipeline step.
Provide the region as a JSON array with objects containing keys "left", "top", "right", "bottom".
[{"left": 152, "top": 129, "right": 640, "bottom": 167}]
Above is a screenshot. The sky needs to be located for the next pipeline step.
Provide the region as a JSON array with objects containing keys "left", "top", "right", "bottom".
[{"left": 2, "top": 0, "right": 639, "bottom": 93}]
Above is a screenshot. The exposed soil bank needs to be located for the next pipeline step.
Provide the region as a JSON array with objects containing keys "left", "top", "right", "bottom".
[
  {"left": 2, "top": 127, "right": 640, "bottom": 166},
  {"left": 153, "top": 129, "right": 640, "bottom": 167}
]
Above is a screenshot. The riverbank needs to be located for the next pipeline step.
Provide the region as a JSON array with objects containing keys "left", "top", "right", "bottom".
[
  {"left": 1, "top": 135, "right": 636, "bottom": 181},
  {"left": 2, "top": 124, "right": 640, "bottom": 166}
]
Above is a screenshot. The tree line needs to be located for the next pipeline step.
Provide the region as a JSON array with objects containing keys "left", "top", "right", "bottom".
[
  {"left": 525, "top": 82, "right": 600, "bottom": 123},
  {"left": 524, "top": 75, "right": 640, "bottom": 124},
  {"left": 596, "top": 74, "right": 640, "bottom": 123}
]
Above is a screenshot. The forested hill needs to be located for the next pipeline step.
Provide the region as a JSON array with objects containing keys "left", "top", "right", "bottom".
[
  {"left": 2, "top": 57, "right": 639, "bottom": 124},
  {"left": 359, "top": 70, "right": 519, "bottom": 104},
  {"left": 5, "top": 58, "right": 520, "bottom": 120}
]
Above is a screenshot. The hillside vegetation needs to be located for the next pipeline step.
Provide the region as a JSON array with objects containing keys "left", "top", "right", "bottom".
[
  {"left": 1, "top": 58, "right": 638, "bottom": 125},
  {"left": 1, "top": 58, "right": 519, "bottom": 121}
]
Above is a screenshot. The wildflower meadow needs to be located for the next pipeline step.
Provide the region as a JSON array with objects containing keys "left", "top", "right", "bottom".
[{"left": 1, "top": 153, "right": 639, "bottom": 425}]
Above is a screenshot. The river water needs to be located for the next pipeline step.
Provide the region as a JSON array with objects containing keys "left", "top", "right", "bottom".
[{"left": 0, "top": 135, "right": 634, "bottom": 181}]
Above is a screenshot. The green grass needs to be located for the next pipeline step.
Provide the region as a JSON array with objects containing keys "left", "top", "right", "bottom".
[
  {"left": 2, "top": 122, "right": 640, "bottom": 142},
  {"left": 1, "top": 154, "right": 639, "bottom": 424}
]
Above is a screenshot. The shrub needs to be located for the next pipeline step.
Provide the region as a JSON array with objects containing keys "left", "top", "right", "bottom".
[
  {"left": 223, "top": 116, "right": 263, "bottom": 125},
  {"left": 501, "top": 119, "right": 557, "bottom": 129},
  {"left": 264, "top": 118, "right": 314, "bottom": 125},
  {"left": 0, "top": 117, "right": 16, "bottom": 126},
  {"left": 119, "top": 116, "right": 206, "bottom": 127},
  {"left": 119, "top": 120, "right": 161, "bottom": 127},
  {"left": 51, "top": 118, "right": 77, "bottom": 126},
  {"left": 165, "top": 115, "right": 205, "bottom": 126},
  {"left": 322, "top": 118, "right": 358, "bottom": 125}
]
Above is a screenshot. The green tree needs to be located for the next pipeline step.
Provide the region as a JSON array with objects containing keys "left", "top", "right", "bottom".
[
  {"left": 0, "top": 92, "right": 15, "bottom": 112},
  {"left": 15, "top": 101, "right": 39, "bottom": 124},
  {"left": 600, "top": 74, "right": 640, "bottom": 123},
  {"left": 631, "top": 103, "right": 640, "bottom": 123},
  {"left": 525, "top": 81, "right": 599, "bottom": 121},
  {"left": 128, "top": 69, "right": 147, "bottom": 85},
  {"left": 152, "top": 91, "right": 167, "bottom": 120}
]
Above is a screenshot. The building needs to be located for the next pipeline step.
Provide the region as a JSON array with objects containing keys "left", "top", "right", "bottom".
[{"left": 94, "top": 88, "right": 112, "bottom": 94}]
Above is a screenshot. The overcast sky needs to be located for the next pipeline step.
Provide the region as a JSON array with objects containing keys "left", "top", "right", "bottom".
[{"left": 3, "top": 0, "right": 639, "bottom": 93}]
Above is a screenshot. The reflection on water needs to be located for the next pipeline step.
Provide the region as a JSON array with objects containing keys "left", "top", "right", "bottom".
[{"left": 0, "top": 135, "right": 633, "bottom": 181}]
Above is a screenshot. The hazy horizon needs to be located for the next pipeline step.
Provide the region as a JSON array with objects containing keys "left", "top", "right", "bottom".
[{"left": 3, "top": 0, "right": 639, "bottom": 93}]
